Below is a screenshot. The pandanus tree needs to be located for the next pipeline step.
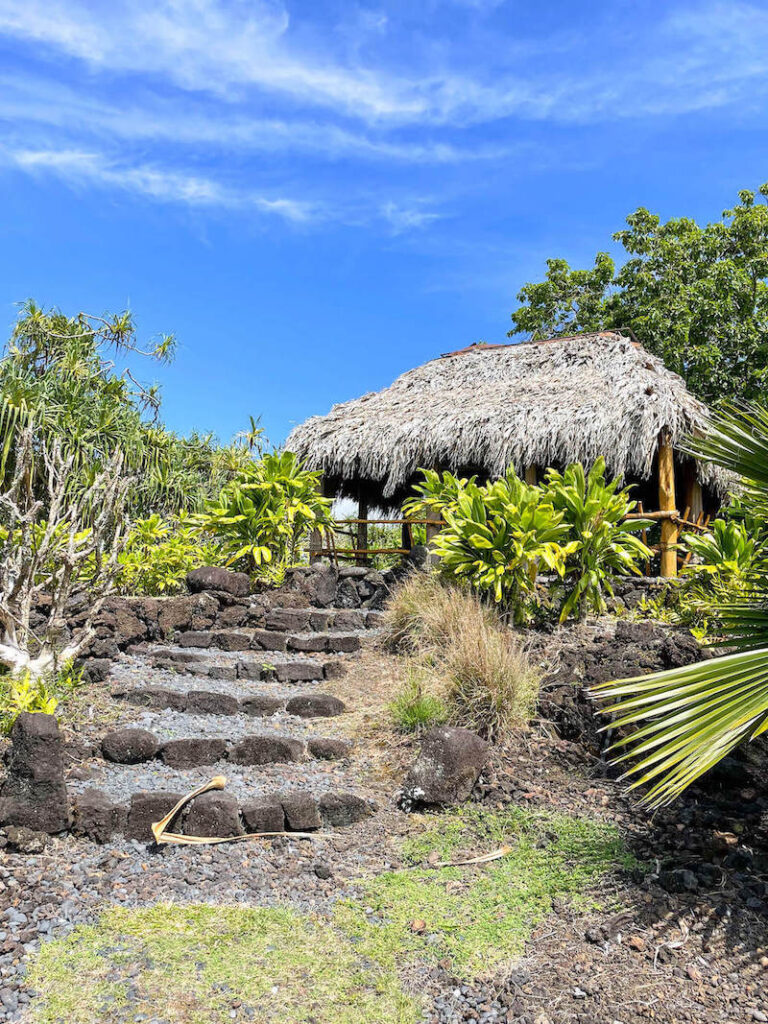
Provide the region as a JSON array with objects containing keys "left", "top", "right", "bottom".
[{"left": 591, "top": 404, "right": 768, "bottom": 805}]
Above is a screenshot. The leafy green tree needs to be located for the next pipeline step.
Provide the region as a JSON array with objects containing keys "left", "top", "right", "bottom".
[
  {"left": 0, "top": 302, "right": 246, "bottom": 515},
  {"left": 510, "top": 186, "right": 768, "bottom": 405}
]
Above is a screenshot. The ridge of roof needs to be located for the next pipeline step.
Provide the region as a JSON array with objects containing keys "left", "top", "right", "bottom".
[{"left": 439, "top": 328, "right": 641, "bottom": 360}]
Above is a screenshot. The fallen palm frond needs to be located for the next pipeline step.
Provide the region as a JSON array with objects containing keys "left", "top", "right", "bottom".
[
  {"left": 151, "top": 776, "right": 317, "bottom": 846},
  {"left": 430, "top": 845, "right": 513, "bottom": 868}
]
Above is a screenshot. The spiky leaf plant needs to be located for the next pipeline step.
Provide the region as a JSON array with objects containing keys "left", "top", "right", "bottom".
[{"left": 591, "top": 403, "right": 768, "bottom": 805}]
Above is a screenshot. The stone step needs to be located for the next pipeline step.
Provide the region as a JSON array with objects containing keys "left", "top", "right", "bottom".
[
  {"left": 113, "top": 685, "right": 347, "bottom": 719},
  {"left": 99, "top": 726, "right": 354, "bottom": 768},
  {"left": 141, "top": 646, "right": 345, "bottom": 683},
  {"left": 174, "top": 627, "right": 366, "bottom": 655},
  {"left": 70, "top": 782, "right": 374, "bottom": 844}
]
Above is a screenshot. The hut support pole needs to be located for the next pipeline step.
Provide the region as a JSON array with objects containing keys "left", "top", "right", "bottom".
[
  {"left": 357, "top": 496, "right": 369, "bottom": 566},
  {"left": 309, "top": 477, "right": 326, "bottom": 564},
  {"left": 658, "top": 432, "right": 678, "bottom": 578},
  {"left": 425, "top": 512, "right": 442, "bottom": 567},
  {"left": 524, "top": 465, "right": 538, "bottom": 486}
]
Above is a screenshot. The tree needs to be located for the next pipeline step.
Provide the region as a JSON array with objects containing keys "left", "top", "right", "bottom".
[
  {"left": 0, "top": 427, "right": 128, "bottom": 679},
  {"left": 509, "top": 186, "right": 768, "bottom": 406},
  {"left": 0, "top": 302, "right": 245, "bottom": 516},
  {"left": 590, "top": 403, "right": 768, "bottom": 806}
]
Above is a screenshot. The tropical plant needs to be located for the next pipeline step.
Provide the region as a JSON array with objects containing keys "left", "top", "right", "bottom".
[
  {"left": 0, "top": 302, "right": 244, "bottom": 516},
  {"left": 681, "top": 518, "right": 760, "bottom": 579},
  {"left": 544, "top": 458, "right": 652, "bottom": 621},
  {"left": 432, "top": 471, "right": 568, "bottom": 622},
  {"left": 118, "top": 514, "right": 224, "bottom": 596},
  {"left": 510, "top": 185, "right": 768, "bottom": 406},
  {"left": 403, "top": 469, "right": 476, "bottom": 520},
  {"left": 590, "top": 403, "right": 768, "bottom": 805},
  {"left": 198, "top": 451, "right": 333, "bottom": 579},
  {"left": 0, "top": 662, "right": 82, "bottom": 735}
]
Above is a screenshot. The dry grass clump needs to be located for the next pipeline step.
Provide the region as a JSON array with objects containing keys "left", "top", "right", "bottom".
[{"left": 384, "top": 573, "right": 539, "bottom": 742}]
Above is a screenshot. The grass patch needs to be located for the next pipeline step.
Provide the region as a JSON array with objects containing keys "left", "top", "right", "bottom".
[
  {"left": 339, "top": 804, "right": 635, "bottom": 976},
  {"left": 388, "top": 665, "right": 449, "bottom": 733},
  {"left": 28, "top": 807, "right": 635, "bottom": 1023},
  {"left": 28, "top": 904, "right": 418, "bottom": 1024}
]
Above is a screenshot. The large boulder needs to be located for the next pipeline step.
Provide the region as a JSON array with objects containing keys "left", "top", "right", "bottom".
[
  {"left": 187, "top": 566, "right": 250, "bottom": 598},
  {"left": 400, "top": 726, "right": 489, "bottom": 808},
  {"left": 0, "top": 713, "right": 70, "bottom": 833}
]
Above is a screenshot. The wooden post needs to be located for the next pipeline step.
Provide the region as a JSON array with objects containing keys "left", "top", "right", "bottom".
[
  {"left": 401, "top": 518, "right": 413, "bottom": 553},
  {"left": 425, "top": 511, "right": 442, "bottom": 567},
  {"left": 309, "top": 476, "right": 326, "bottom": 564},
  {"left": 524, "top": 465, "right": 538, "bottom": 486},
  {"left": 683, "top": 463, "right": 704, "bottom": 523},
  {"left": 658, "top": 432, "right": 678, "bottom": 578},
  {"left": 356, "top": 495, "right": 368, "bottom": 566}
]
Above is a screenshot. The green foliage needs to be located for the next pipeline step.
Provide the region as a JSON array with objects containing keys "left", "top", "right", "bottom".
[
  {"left": 510, "top": 186, "right": 768, "bottom": 406},
  {"left": 118, "top": 514, "right": 223, "bottom": 596},
  {"left": 681, "top": 518, "right": 759, "bottom": 579},
  {"left": 410, "top": 460, "right": 650, "bottom": 624},
  {"left": 389, "top": 667, "right": 448, "bottom": 733},
  {"left": 591, "top": 403, "right": 768, "bottom": 805},
  {"left": 403, "top": 469, "right": 476, "bottom": 520},
  {"left": 545, "top": 458, "right": 652, "bottom": 621},
  {"left": 433, "top": 470, "right": 568, "bottom": 622},
  {"left": 0, "top": 302, "right": 247, "bottom": 516},
  {"left": 384, "top": 576, "right": 539, "bottom": 741},
  {"left": 0, "top": 663, "right": 82, "bottom": 735},
  {"left": 198, "top": 451, "right": 333, "bottom": 579}
]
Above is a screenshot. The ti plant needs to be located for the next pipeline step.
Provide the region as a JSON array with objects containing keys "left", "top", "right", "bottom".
[
  {"left": 198, "top": 451, "right": 333, "bottom": 579},
  {"left": 432, "top": 471, "right": 568, "bottom": 622},
  {"left": 590, "top": 403, "right": 768, "bottom": 805},
  {"left": 545, "top": 458, "right": 652, "bottom": 621}
]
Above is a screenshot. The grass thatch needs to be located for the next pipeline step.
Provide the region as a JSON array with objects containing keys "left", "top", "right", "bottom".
[{"left": 287, "top": 331, "right": 730, "bottom": 506}]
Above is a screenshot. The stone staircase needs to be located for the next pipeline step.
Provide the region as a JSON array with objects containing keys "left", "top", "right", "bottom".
[{"left": 66, "top": 577, "right": 386, "bottom": 845}]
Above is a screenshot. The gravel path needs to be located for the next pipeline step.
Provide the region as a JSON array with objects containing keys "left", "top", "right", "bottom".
[{"left": 112, "top": 706, "right": 347, "bottom": 742}]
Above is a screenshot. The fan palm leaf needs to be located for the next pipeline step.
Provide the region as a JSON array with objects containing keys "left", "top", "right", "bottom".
[{"left": 590, "top": 402, "right": 768, "bottom": 804}]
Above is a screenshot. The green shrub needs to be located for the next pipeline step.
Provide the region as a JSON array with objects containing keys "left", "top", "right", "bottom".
[
  {"left": 389, "top": 668, "right": 448, "bottom": 733},
  {"left": 544, "top": 458, "right": 652, "bottom": 621},
  {"left": 118, "top": 513, "right": 223, "bottom": 596},
  {"left": 432, "top": 471, "right": 568, "bottom": 623},
  {"left": 198, "top": 451, "right": 333, "bottom": 580}
]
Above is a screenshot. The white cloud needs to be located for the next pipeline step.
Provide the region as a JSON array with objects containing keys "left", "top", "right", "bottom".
[
  {"left": 381, "top": 201, "right": 443, "bottom": 233},
  {"left": 4, "top": 146, "right": 315, "bottom": 221}
]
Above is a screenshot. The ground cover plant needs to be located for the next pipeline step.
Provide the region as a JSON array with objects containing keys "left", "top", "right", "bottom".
[
  {"left": 117, "top": 513, "right": 224, "bottom": 596},
  {"left": 592, "top": 402, "right": 768, "bottom": 805},
  {"left": 27, "top": 806, "right": 633, "bottom": 1024}
]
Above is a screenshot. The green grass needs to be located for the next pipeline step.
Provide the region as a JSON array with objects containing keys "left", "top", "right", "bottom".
[
  {"left": 28, "top": 807, "right": 636, "bottom": 1024},
  {"left": 388, "top": 670, "right": 448, "bottom": 733}
]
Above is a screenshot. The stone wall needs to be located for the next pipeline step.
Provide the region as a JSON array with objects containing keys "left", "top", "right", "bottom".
[{"left": 73, "top": 563, "right": 392, "bottom": 682}]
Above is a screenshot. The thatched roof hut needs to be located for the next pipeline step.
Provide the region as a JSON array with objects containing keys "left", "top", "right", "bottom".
[{"left": 288, "top": 331, "right": 728, "bottom": 513}]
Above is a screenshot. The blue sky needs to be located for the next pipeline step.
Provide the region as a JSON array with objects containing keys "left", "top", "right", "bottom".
[{"left": 1, "top": 0, "right": 767, "bottom": 445}]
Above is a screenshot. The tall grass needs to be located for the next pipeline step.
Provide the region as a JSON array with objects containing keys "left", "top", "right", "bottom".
[{"left": 384, "top": 574, "right": 539, "bottom": 742}]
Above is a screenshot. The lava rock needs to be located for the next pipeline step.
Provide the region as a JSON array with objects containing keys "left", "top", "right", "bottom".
[
  {"left": 275, "top": 660, "right": 324, "bottom": 683},
  {"left": 102, "top": 728, "right": 161, "bottom": 764},
  {"left": 400, "top": 726, "right": 489, "bottom": 807},
  {"left": 72, "top": 789, "right": 127, "bottom": 842},
  {"left": 286, "top": 694, "right": 346, "bottom": 718},
  {"left": 122, "top": 686, "right": 187, "bottom": 712},
  {"left": 281, "top": 793, "right": 321, "bottom": 831},
  {"left": 185, "top": 690, "right": 240, "bottom": 716},
  {"left": 184, "top": 790, "right": 241, "bottom": 838},
  {"left": 160, "top": 738, "right": 228, "bottom": 769},
  {"left": 240, "top": 695, "right": 284, "bottom": 717},
  {"left": 78, "top": 657, "right": 113, "bottom": 683},
  {"left": 318, "top": 792, "right": 371, "bottom": 826},
  {"left": 659, "top": 867, "right": 699, "bottom": 893},
  {"left": 229, "top": 735, "right": 304, "bottom": 765},
  {"left": 266, "top": 608, "right": 312, "bottom": 633},
  {"left": 0, "top": 713, "right": 70, "bottom": 833},
  {"left": 242, "top": 798, "right": 285, "bottom": 833},
  {"left": 3, "top": 824, "right": 51, "bottom": 854},
  {"left": 127, "top": 791, "right": 184, "bottom": 842},
  {"left": 187, "top": 566, "right": 250, "bottom": 597},
  {"left": 308, "top": 738, "right": 353, "bottom": 760}
]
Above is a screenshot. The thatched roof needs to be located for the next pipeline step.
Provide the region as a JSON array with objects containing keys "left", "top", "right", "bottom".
[{"left": 287, "top": 331, "right": 731, "bottom": 506}]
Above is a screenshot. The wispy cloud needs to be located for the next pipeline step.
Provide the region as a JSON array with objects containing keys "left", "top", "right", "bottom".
[{"left": 3, "top": 147, "right": 316, "bottom": 221}]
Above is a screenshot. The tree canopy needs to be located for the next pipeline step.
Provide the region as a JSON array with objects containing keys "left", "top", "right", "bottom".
[{"left": 509, "top": 186, "right": 768, "bottom": 406}]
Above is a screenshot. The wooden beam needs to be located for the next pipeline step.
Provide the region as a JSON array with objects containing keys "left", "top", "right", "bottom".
[
  {"left": 683, "top": 463, "right": 704, "bottom": 523},
  {"left": 524, "top": 465, "right": 538, "bottom": 486},
  {"left": 309, "top": 476, "right": 326, "bottom": 564},
  {"left": 658, "top": 431, "right": 678, "bottom": 578},
  {"left": 356, "top": 497, "right": 369, "bottom": 566}
]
